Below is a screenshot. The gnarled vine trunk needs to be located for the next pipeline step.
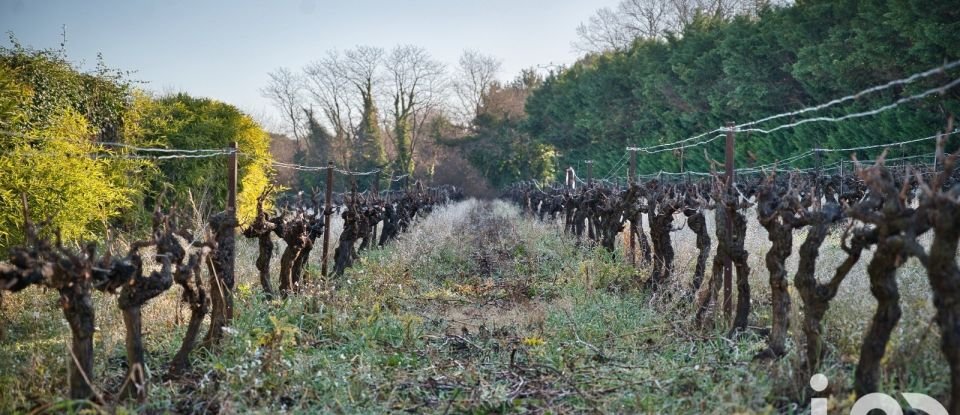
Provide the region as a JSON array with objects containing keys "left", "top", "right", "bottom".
[
  {"left": 854, "top": 239, "right": 904, "bottom": 397},
  {"left": 729, "top": 203, "right": 751, "bottom": 334},
  {"left": 923, "top": 198, "right": 960, "bottom": 414},
  {"left": 757, "top": 184, "right": 796, "bottom": 358},
  {"left": 649, "top": 205, "right": 676, "bottom": 287},
  {"left": 169, "top": 246, "right": 211, "bottom": 378},
  {"left": 686, "top": 210, "right": 710, "bottom": 291},
  {"left": 60, "top": 283, "right": 96, "bottom": 400},
  {"left": 202, "top": 211, "right": 238, "bottom": 349},
  {"left": 334, "top": 209, "right": 360, "bottom": 276},
  {"left": 793, "top": 206, "right": 852, "bottom": 371}
]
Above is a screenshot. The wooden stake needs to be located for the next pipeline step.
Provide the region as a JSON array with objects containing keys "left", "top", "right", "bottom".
[
  {"left": 372, "top": 170, "right": 380, "bottom": 244},
  {"left": 723, "top": 122, "right": 735, "bottom": 320},
  {"left": 839, "top": 159, "right": 845, "bottom": 196},
  {"left": 586, "top": 160, "right": 594, "bottom": 186},
  {"left": 678, "top": 145, "right": 686, "bottom": 184},
  {"left": 321, "top": 161, "right": 334, "bottom": 277},
  {"left": 227, "top": 142, "right": 237, "bottom": 212},
  {"left": 226, "top": 141, "right": 237, "bottom": 286},
  {"left": 628, "top": 149, "right": 637, "bottom": 266}
]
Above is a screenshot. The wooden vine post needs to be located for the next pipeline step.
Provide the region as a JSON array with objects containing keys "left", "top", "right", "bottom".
[
  {"left": 627, "top": 149, "right": 637, "bottom": 266},
  {"left": 372, "top": 170, "right": 380, "bottom": 243},
  {"left": 585, "top": 160, "right": 595, "bottom": 239},
  {"left": 723, "top": 123, "right": 735, "bottom": 320},
  {"left": 933, "top": 149, "right": 938, "bottom": 172},
  {"left": 227, "top": 141, "right": 237, "bottom": 258},
  {"left": 321, "top": 161, "right": 334, "bottom": 277},
  {"left": 815, "top": 149, "right": 823, "bottom": 176},
  {"left": 679, "top": 145, "right": 687, "bottom": 184},
  {"left": 898, "top": 143, "right": 906, "bottom": 175},
  {"left": 839, "top": 159, "right": 844, "bottom": 196},
  {"left": 586, "top": 160, "right": 594, "bottom": 186}
]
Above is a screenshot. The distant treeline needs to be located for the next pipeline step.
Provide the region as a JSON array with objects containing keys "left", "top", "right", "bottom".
[{"left": 521, "top": 0, "right": 960, "bottom": 180}]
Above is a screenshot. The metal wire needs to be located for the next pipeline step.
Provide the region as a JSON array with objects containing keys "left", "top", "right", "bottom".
[
  {"left": 603, "top": 152, "right": 628, "bottom": 180},
  {"left": 271, "top": 161, "right": 330, "bottom": 172},
  {"left": 111, "top": 151, "right": 234, "bottom": 160},
  {"left": 0, "top": 129, "right": 231, "bottom": 156},
  {"left": 269, "top": 159, "right": 383, "bottom": 177},
  {"left": 735, "top": 77, "right": 960, "bottom": 136},
  {"left": 736, "top": 59, "right": 960, "bottom": 130},
  {"left": 625, "top": 60, "right": 960, "bottom": 154},
  {"left": 813, "top": 130, "right": 959, "bottom": 153},
  {"left": 1, "top": 129, "right": 391, "bottom": 178}
]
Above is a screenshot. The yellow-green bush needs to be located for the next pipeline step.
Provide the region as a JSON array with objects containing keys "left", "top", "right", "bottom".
[
  {"left": 0, "top": 39, "right": 274, "bottom": 251},
  {"left": 0, "top": 108, "right": 133, "bottom": 247},
  {"left": 139, "top": 94, "right": 272, "bottom": 225}
]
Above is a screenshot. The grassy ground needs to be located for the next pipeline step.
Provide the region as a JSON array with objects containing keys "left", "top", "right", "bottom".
[{"left": 0, "top": 199, "right": 948, "bottom": 414}]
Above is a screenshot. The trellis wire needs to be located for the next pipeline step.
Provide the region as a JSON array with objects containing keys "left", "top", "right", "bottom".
[{"left": 626, "top": 60, "right": 960, "bottom": 154}]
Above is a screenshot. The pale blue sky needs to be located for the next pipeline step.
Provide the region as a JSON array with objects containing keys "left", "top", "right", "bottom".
[{"left": 0, "top": 0, "right": 613, "bottom": 127}]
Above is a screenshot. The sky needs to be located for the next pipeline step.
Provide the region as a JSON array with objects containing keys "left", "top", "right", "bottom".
[{"left": 0, "top": 0, "right": 614, "bottom": 129}]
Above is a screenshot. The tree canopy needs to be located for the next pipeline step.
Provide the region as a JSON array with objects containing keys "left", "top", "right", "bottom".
[{"left": 525, "top": 0, "right": 960, "bottom": 181}]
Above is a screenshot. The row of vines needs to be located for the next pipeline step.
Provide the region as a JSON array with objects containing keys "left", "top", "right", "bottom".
[
  {"left": 506, "top": 135, "right": 960, "bottom": 413},
  {"left": 0, "top": 180, "right": 462, "bottom": 404}
]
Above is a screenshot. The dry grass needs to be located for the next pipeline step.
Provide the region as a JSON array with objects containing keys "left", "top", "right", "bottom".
[
  {"left": 0, "top": 199, "right": 949, "bottom": 414},
  {"left": 625, "top": 207, "right": 946, "bottom": 411}
]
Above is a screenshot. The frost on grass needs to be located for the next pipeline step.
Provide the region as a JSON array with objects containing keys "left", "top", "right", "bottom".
[{"left": 0, "top": 198, "right": 947, "bottom": 413}]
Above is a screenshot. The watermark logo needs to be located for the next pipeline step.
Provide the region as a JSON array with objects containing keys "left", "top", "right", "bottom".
[{"left": 810, "top": 374, "right": 947, "bottom": 415}]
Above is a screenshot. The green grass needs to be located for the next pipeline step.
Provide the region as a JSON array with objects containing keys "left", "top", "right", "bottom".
[{"left": 0, "top": 199, "right": 949, "bottom": 414}]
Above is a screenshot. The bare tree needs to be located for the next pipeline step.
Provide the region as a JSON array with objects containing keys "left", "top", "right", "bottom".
[
  {"left": 343, "top": 46, "right": 389, "bottom": 170},
  {"left": 573, "top": 0, "right": 790, "bottom": 53},
  {"left": 385, "top": 45, "right": 446, "bottom": 176},
  {"left": 620, "top": 0, "right": 675, "bottom": 39},
  {"left": 261, "top": 67, "right": 306, "bottom": 145},
  {"left": 409, "top": 81, "right": 448, "bottom": 176},
  {"left": 669, "top": 0, "right": 698, "bottom": 31},
  {"left": 243, "top": 106, "right": 284, "bottom": 134},
  {"left": 341, "top": 46, "right": 385, "bottom": 106},
  {"left": 452, "top": 50, "right": 502, "bottom": 124},
  {"left": 303, "top": 51, "right": 357, "bottom": 167},
  {"left": 573, "top": 6, "right": 635, "bottom": 53}
]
